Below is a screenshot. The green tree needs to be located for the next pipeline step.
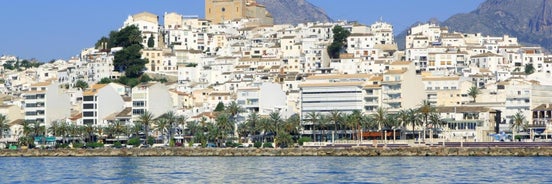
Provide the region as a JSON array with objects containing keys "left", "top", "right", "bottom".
[
  {"left": 0, "top": 114, "right": 9, "bottom": 140},
  {"left": 214, "top": 102, "right": 225, "bottom": 112},
  {"left": 158, "top": 111, "right": 178, "bottom": 146},
  {"left": 405, "top": 109, "right": 421, "bottom": 140},
  {"left": 467, "top": 86, "right": 480, "bottom": 103},
  {"left": 329, "top": 111, "right": 342, "bottom": 142},
  {"left": 306, "top": 112, "right": 320, "bottom": 141},
  {"left": 244, "top": 112, "right": 260, "bottom": 142},
  {"left": 137, "top": 111, "right": 154, "bottom": 145},
  {"left": 269, "top": 111, "right": 285, "bottom": 145},
  {"left": 215, "top": 113, "right": 233, "bottom": 147},
  {"left": 140, "top": 74, "right": 152, "bottom": 83},
  {"left": 95, "top": 36, "right": 110, "bottom": 50},
  {"left": 98, "top": 77, "right": 112, "bottom": 84},
  {"left": 511, "top": 111, "right": 527, "bottom": 141},
  {"left": 2, "top": 60, "right": 16, "bottom": 70},
  {"left": 372, "top": 107, "right": 388, "bottom": 140},
  {"left": 327, "top": 25, "right": 351, "bottom": 58},
  {"left": 74, "top": 80, "right": 88, "bottom": 90},
  {"left": 525, "top": 63, "right": 535, "bottom": 75},
  {"left": 109, "top": 25, "right": 142, "bottom": 48},
  {"left": 105, "top": 25, "right": 147, "bottom": 78},
  {"left": 418, "top": 100, "right": 435, "bottom": 141},
  {"left": 147, "top": 33, "right": 155, "bottom": 48}
]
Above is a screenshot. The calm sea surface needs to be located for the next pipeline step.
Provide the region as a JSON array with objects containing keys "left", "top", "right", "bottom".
[{"left": 0, "top": 156, "right": 550, "bottom": 183}]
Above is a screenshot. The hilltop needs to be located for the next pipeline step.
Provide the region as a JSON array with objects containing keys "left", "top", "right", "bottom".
[
  {"left": 258, "top": 0, "right": 332, "bottom": 25},
  {"left": 397, "top": 0, "right": 552, "bottom": 51}
]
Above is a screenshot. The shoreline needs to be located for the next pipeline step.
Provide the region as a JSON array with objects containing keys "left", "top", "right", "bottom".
[{"left": 1, "top": 147, "right": 552, "bottom": 157}]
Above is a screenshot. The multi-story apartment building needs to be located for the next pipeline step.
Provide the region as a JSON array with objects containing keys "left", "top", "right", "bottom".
[
  {"left": 382, "top": 61, "right": 425, "bottom": 112},
  {"left": 131, "top": 82, "right": 173, "bottom": 119},
  {"left": 422, "top": 75, "right": 472, "bottom": 106},
  {"left": 82, "top": 84, "right": 126, "bottom": 126},
  {"left": 23, "top": 81, "right": 70, "bottom": 129}
]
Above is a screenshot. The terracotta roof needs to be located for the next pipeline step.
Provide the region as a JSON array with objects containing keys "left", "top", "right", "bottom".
[
  {"left": 83, "top": 84, "right": 107, "bottom": 96},
  {"left": 384, "top": 70, "right": 407, "bottom": 75},
  {"left": 70, "top": 113, "right": 82, "bottom": 121},
  {"left": 471, "top": 52, "right": 502, "bottom": 58},
  {"left": 533, "top": 104, "right": 552, "bottom": 111}
]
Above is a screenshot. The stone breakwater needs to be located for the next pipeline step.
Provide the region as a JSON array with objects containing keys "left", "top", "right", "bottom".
[{"left": 2, "top": 147, "right": 552, "bottom": 157}]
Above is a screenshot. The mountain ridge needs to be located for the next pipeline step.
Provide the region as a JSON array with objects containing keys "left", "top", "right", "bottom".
[
  {"left": 257, "top": 0, "right": 332, "bottom": 25},
  {"left": 397, "top": 0, "right": 552, "bottom": 52}
]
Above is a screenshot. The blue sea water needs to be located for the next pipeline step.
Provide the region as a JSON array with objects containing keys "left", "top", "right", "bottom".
[{"left": 0, "top": 156, "right": 550, "bottom": 183}]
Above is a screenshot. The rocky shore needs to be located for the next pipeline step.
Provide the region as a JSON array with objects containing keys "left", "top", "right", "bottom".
[{"left": 2, "top": 147, "right": 552, "bottom": 157}]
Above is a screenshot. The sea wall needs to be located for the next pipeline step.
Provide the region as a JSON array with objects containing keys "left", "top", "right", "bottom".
[{"left": 2, "top": 147, "right": 552, "bottom": 157}]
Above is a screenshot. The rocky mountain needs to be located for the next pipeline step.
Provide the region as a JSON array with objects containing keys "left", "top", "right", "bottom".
[
  {"left": 257, "top": 0, "right": 332, "bottom": 25},
  {"left": 397, "top": 0, "right": 552, "bottom": 52}
]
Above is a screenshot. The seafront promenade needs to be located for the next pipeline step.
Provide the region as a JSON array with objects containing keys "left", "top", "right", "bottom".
[{"left": 3, "top": 145, "right": 552, "bottom": 157}]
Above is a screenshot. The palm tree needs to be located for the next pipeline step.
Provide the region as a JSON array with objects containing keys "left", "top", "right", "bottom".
[
  {"left": 82, "top": 124, "right": 96, "bottom": 143},
  {"left": 372, "top": 107, "right": 387, "bottom": 140},
  {"left": 285, "top": 114, "right": 301, "bottom": 137},
  {"left": 397, "top": 109, "right": 410, "bottom": 140},
  {"left": 306, "top": 112, "right": 320, "bottom": 141},
  {"left": 111, "top": 120, "right": 126, "bottom": 143},
  {"left": 137, "top": 111, "right": 154, "bottom": 145},
  {"left": 329, "top": 111, "right": 342, "bottom": 142},
  {"left": 269, "top": 111, "right": 284, "bottom": 144},
  {"left": 318, "top": 115, "right": 331, "bottom": 141},
  {"left": 511, "top": 111, "right": 527, "bottom": 142},
  {"left": 405, "top": 109, "right": 421, "bottom": 140},
  {"left": 215, "top": 113, "right": 233, "bottom": 147},
  {"left": 467, "top": 86, "right": 480, "bottom": 103},
  {"left": 258, "top": 117, "right": 272, "bottom": 143},
  {"left": 0, "top": 114, "right": 9, "bottom": 141},
  {"left": 245, "top": 112, "right": 261, "bottom": 140},
  {"left": 159, "top": 111, "right": 177, "bottom": 144},
  {"left": 418, "top": 100, "right": 435, "bottom": 141},
  {"left": 386, "top": 114, "right": 402, "bottom": 142},
  {"left": 155, "top": 117, "right": 169, "bottom": 144},
  {"left": 226, "top": 102, "right": 244, "bottom": 139},
  {"left": 176, "top": 115, "right": 188, "bottom": 137},
  {"left": 427, "top": 113, "right": 445, "bottom": 142},
  {"left": 345, "top": 110, "right": 362, "bottom": 141}
]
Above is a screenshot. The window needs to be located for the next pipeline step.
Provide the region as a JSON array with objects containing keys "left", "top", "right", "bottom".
[
  {"left": 83, "top": 104, "right": 95, "bottom": 109},
  {"left": 133, "top": 109, "right": 145, "bottom": 115},
  {"left": 83, "top": 112, "right": 95, "bottom": 117},
  {"left": 221, "top": 7, "right": 225, "bottom": 12},
  {"left": 83, "top": 96, "right": 94, "bottom": 101},
  {"left": 133, "top": 101, "right": 145, "bottom": 107}
]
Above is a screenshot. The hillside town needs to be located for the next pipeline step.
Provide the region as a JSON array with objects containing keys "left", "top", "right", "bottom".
[{"left": 2, "top": 0, "right": 552, "bottom": 149}]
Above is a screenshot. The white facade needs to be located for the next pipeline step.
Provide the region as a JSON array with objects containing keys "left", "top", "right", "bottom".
[
  {"left": 82, "top": 84, "right": 126, "bottom": 126},
  {"left": 132, "top": 82, "right": 173, "bottom": 118},
  {"left": 23, "top": 82, "right": 70, "bottom": 130}
]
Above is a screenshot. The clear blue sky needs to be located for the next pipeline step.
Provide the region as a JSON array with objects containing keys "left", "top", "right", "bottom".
[{"left": 0, "top": 0, "right": 484, "bottom": 62}]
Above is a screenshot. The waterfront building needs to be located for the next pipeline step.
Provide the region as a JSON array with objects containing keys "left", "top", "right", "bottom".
[
  {"left": 131, "top": 82, "right": 173, "bottom": 119},
  {"left": 382, "top": 61, "right": 425, "bottom": 112},
  {"left": 436, "top": 106, "right": 498, "bottom": 142},
  {"left": 82, "top": 84, "right": 126, "bottom": 126},
  {"left": 23, "top": 81, "right": 70, "bottom": 131}
]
